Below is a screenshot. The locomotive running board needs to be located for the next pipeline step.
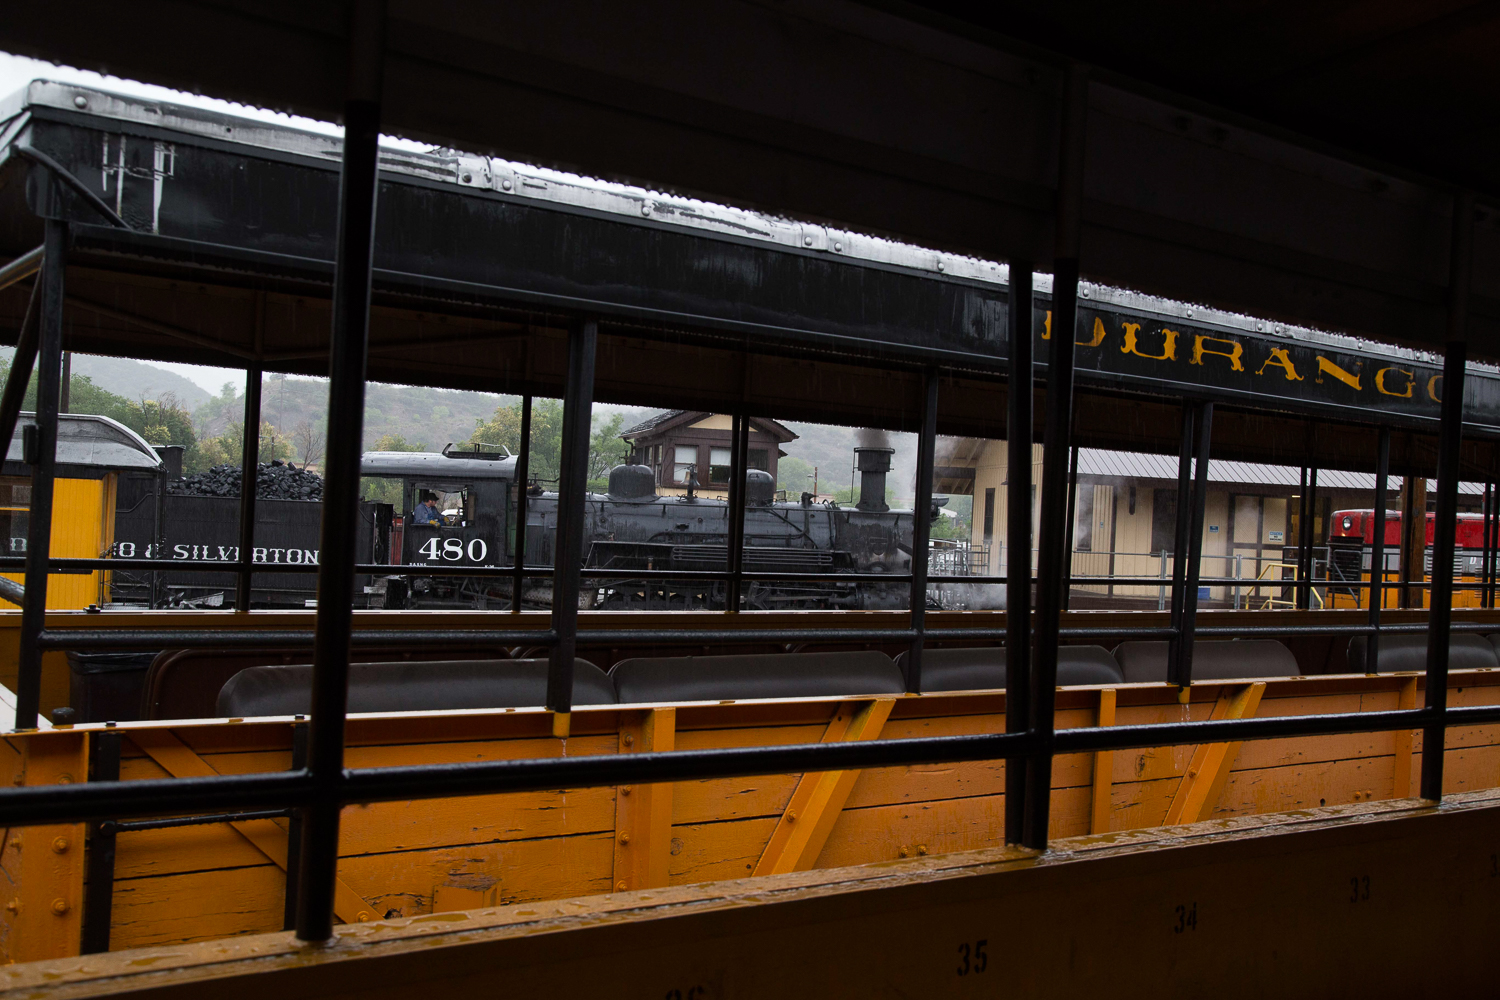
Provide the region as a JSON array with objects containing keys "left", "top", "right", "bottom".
[{"left": 6, "top": 790, "right": 1498, "bottom": 998}]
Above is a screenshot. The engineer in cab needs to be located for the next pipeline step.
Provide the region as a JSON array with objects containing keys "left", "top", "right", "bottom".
[{"left": 412, "top": 491, "right": 446, "bottom": 526}]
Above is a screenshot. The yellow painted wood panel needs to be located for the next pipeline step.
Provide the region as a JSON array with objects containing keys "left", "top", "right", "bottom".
[
  {"left": 114, "top": 823, "right": 273, "bottom": 881},
  {"left": 668, "top": 817, "right": 778, "bottom": 886},
  {"left": 337, "top": 832, "right": 617, "bottom": 919},
  {"left": 109, "top": 865, "right": 285, "bottom": 951},
  {"left": 1216, "top": 756, "right": 1396, "bottom": 817},
  {"left": 0, "top": 477, "right": 111, "bottom": 611},
  {"left": 818, "top": 786, "right": 1095, "bottom": 869}
]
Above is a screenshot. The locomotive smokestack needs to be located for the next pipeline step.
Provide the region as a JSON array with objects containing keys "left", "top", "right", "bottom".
[{"left": 855, "top": 447, "right": 893, "bottom": 512}]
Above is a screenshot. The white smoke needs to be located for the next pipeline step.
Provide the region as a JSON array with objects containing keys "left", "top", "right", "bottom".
[{"left": 929, "top": 582, "right": 1008, "bottom": 611}]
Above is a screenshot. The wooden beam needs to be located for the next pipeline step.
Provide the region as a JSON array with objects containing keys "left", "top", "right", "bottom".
[
  {"left": 127, "top": 730, "right": 377, "bottom": 924},
  {"left": 612, "top": 708, "right": 676, "bottom": 892},
  {"left": 1164, "top": 683, "right": 1266, "bottom": 826},
  {"left": 754, "top": 698, "right": 895, "bottom": 877},
  {"left": 1090, "top": 688, "right": 1117, "bottom": 834},
  {"left": 1393, "top": 675, "right": 1419, "bottom": 798},
  {"left": 4, "top": 731, "right": 86, "bottom": 962}
]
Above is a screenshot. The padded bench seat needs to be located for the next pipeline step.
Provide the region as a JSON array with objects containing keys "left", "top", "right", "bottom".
[
  {"left": 893, "top": 645, "right": 1123, "bottom": 692},
  {"left": 609, "top": 650, "right": 904, "bottom": 704},
  {"left": 1113, "top": 640, "right": 1299, "bottom": 683},
  {"left": 217, "top": 658, "right": 615, "bottom": 718},
  {"left": 1347, "top": 634, "right": 1499, "bottom": 673}
]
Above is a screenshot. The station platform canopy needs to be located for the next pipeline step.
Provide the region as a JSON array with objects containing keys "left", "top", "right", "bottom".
[{"left": 1, "top": 2, "right": 1495, "bottom": 360}]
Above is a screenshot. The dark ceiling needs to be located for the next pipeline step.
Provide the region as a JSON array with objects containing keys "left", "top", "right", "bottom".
[
  {"left": 0, "top": 1, "right": 1495, "bottom": 359},
  {"left": 903, "top": 1, "right": 1500, "bottom": 197}
]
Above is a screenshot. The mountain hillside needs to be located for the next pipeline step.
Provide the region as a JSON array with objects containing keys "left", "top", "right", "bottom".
[
  {"left": 39, "top": 353, "right": 925, "bottom": 496},
  {"left": 0, "top": 349, "right": 209, "bottom": 409}
]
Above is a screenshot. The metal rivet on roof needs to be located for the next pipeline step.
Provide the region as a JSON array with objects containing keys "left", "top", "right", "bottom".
[
  {"left": 834, "top": 241, "right": 843, "bottom": 252},
  {"left": 1081, "top": 287, "right": 1090, "bottom": 298},
  {"left": 501, "top": 179, "right": 513, "bottom": 191},
  {"left": 73, "top": 96, "right": 87, "bottom": 109},
  {"left": 937, "top": 261, "right": 945, "bottom": 271},
  {"left": 804, "top": 235, "right": 813, "bottom": 246},
  {"left": 461, "top": 172, "right": 472, "bottom": 183},
  {"left": 641, "top": 202, "right": 653, "bottom": 216}
]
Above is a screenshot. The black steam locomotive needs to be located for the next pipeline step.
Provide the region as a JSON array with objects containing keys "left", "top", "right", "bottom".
[{"left": 111, "top": 446, "right": 917, "bottom": 611}]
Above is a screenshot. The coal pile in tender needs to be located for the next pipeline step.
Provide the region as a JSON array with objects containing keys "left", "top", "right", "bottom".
[{"left": 167, "top": 461, "right": 324, "bottom": 500}]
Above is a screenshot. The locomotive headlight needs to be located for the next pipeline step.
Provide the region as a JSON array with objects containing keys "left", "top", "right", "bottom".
[{"left": 1342, "top": 515, "right": 1353, "bottom": 531}]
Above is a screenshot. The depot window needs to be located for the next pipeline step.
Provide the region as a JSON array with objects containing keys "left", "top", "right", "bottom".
[
  {"left": 710, "top": 447, "right": 732, "bottom": 483},
  {"left": 673, "top": 445, "right": 697, "bottom": 484}
]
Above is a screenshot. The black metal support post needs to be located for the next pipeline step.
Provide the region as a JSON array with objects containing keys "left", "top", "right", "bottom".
[
  {"left": 1310, "top": 467, "right": 1321, "bottom": 600},
  {"left": 1367, "top": 428, "right": 1390, "bottom": 669},
  {"left": 510, "top": 395, "right": 532, "bottom": 612},
  {"left": 1483, "top": 480, "right": 1497, "bottom": 610},
  {"left": 1483, "top": 483, "right": 1493, "bottom": 609},
  {"left": 1295, "top": 465, "right": 1310, "bottom": 608},
  {"left": 283, "top": 722, "right": 307, "bottom": 931},
  {"left": 235, "top": 367, "right": 263, "bottom": 610},
  {"left": 1003, "top": 261, "right": 1034, "bottom": 845},
  {"left": 0, "top": 276, "right": 41, "bottom": 472},
  {"left": 1022, "top": 60, "right": 1089, "bottom": 851},
  {"left": 1482, "top": 479, "right": 1494, "bottom": 605},
  {"left": 15, "top": 218, "right": 66, "bottom": 731},
  {"left": 295, "top": 0, "right": 385, "bottom": 943},
  {"left": 1421, "top": 189, "right": 1473, "bottom": 802},
  {"left": 1170, "top": 403, "right": 1213, "bottom": 688},
  {"left": 80, "top": 730, "right": 121, "bottom": 954},
  {"left": 546, "top": 319, "right": 597, "bottom": 730},
  {"left": 725, "top": 411, "right": 749, "bottom": 611},
  {"left": 150, "top": 468, "right": 165, "bottom": 609},
  {"left": 1165, "top": 403, "right": 1194, "bottom": 671},
  {"left": 59, "top": 352, "right": 70, "bottom": 414},
  {"left": 1299, "top": 466, "right": 1320, "bottom": 609},
  {"left": 1062, "top": 444, "right": 1079, "bottom": 609},
  {"left": 905, "top": 372, "right": 939, "bottom": 692}
]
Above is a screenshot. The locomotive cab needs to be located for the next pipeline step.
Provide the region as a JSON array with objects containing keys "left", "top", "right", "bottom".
[{"left": 360, "top": 449, "right": 516, "bottom": 607}]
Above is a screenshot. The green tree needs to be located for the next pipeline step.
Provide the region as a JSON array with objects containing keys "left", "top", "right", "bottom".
[
  {"left": 373, "top": 434, "right": 425, "bottom": 452},
  {"left": 196, "top": 420, "right": 294, "bottom": 469},
  {"left": 470, "top": 398, "right": 564, "bottom": 483},
  {"left": 0, "top": 359, "right": 203, "bottom": 467},
  {"left": 192, "top": 381, "right": 246, "bottom": 439},
  {"left": 586, "top": 412, "right": 629, "bottom": 489},
  {"left": 777, "top": 456, "right": 815, "bottom": 494}
]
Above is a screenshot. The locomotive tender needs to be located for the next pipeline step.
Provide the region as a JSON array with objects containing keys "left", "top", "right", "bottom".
[{"left": 112, "top": 444, "right": 917, "bottom": 610}]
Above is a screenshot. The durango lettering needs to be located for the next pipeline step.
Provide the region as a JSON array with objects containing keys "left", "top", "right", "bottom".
[
  {"left": 1041, "top": 311, "right": 1108, "bottom": 347},
  {"left": 1376, "top": 367, "right": 1414, "bottom": 397},
  {"left": 1256, "top": 348, "right": 1302, "bottom": 381},
  {"left": 1315, "top": 356, "right": 1362, "bottom": 391},
  {"left": 1121, "top": 322, "right": 1178, "bottom": 361},
  {"left": 1056, "top": 310, "right": 1450, "bottom": 417},
  {"left": 1190, "top": 334, "right": 1243, "bottom": 371}
]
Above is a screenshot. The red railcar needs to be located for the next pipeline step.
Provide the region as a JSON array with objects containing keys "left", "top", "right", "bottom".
[{"left": 1328, "top": 509, "right": 1493, "bottom": 608}]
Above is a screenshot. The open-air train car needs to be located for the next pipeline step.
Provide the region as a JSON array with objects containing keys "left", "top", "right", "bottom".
[{"left": 0, "top": 79, "right": 1497, "bottom": 974}]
